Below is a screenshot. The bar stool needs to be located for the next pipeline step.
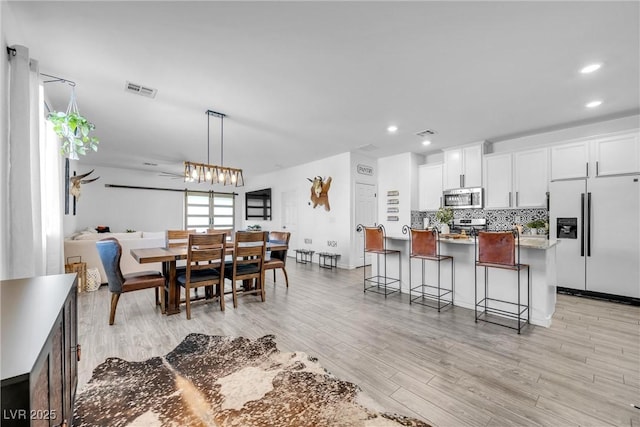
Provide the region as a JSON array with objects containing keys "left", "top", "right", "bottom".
[
  {"left": 474, "top": 229, "right": 530, "bottom": 334},
  {"left": 402, "top": 225, "right": 454, "bottom": 311},
  {"left": 356, "top": 224, "right": 401, "bottom": 297}
]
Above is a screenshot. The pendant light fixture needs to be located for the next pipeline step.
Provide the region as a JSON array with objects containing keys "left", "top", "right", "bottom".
[{"left": 184, "top": 109, "right": 244, "bottom": 186}]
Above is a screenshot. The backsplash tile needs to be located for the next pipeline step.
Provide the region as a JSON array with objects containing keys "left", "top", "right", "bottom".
[{"left": 411, "top": 208, "right": 548, "bottom": 232}]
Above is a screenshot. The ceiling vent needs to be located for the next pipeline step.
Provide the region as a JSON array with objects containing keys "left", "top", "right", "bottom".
[
  {"left": 357, "top": 144, "right": 378, "bottom": 152},
  {"left": 125, "top": 81, "right": 157, "bottom": 98},
  {"left": 415, "top": 129, "right": 437, "bottom": 137}
]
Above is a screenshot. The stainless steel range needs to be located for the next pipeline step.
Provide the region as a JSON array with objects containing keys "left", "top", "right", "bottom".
[{"left": 451, "top": 218, "right": 487, "bottom": 234}]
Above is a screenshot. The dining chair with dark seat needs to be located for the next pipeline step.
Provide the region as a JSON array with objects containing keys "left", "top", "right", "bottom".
[
  {"left": 166, "top": 229, "right": 199, "bottom": 297},
  {"left": 265, "top": 231, "right": 291, "bottom": 287},
  {"left": 96, "top": 237, "right": 165, "bottom": 325},
  {"left": 224, "top": 231, "right": 268, "bottom": 308},
  {"left": 176, "top": 232, "right": 226, "bottom": 319}
]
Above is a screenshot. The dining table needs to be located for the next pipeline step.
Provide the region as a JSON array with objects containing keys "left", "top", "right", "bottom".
[{"left": 131, "top": 241, "right": 288, "bottom": 315}]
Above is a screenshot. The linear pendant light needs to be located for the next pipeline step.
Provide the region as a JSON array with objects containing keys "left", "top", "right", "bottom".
[{"left": 184, "top": 109, "right": 244, "bottom": 186}]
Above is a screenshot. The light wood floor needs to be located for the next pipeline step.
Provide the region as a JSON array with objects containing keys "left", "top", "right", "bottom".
[{"left": 77, "top": 261, "right": 640, "bottom": 426}]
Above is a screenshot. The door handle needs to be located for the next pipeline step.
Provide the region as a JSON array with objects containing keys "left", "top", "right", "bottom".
[
  {"left": 440, "top": 196, "right": 443, "bottom": 208},
  {"left": 586, "top": 162, "right": 589, "bottom": 178},
  {"left": 580, "top": 193, "right": 585, "bottom": 257},
  {"left": 596, "top": 161, "right": 599, "bottom": 177},
  {"left": 508, "top": 192, "right": 512, "bottom": 207},
  {"left": 516, "top": 192, "right": 519, "bottom": 206},
  {"left": 460, "top": 174, "right": 463, "bottom": 188},
  {"left": 587, "top": 192, "right": 592, "bottom": 257}
]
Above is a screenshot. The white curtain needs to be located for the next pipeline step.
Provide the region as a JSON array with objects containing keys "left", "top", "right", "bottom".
[{"left": 5, "top": 45, "right": 63, "bottom": 279}]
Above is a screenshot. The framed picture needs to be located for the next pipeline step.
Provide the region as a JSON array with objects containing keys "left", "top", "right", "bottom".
[
  {"left": 387, "top": 199, "right": 399, "bottom": 204},
  {"left": 387, "top": 216, "right": 399, "bottom": 221},
  {"left": 387, "top": 190, "right": 399, "bottom": 197},
  {"left": 387, "top": 207, "right": 399, "bottom": 213}
]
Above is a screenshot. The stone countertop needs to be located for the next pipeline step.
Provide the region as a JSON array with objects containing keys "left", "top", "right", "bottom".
[
  {"left": 387, "top": 234, "right": 559, "bottom": 249},
  {"left": 438, "top": 236, "right": 559, "bottom": 249}
]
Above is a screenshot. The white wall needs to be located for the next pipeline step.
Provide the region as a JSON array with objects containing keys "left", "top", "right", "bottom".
[
  {"left": 66, "top": 163, "right": 243, "bottom": 236},
  {"left": 377, "top": 152, "right": 421, "bottom": 237},
  {"left": 66, "top": 164, "right": 184, "bottom": 235},
  {"left": 239, "top": 152, "right": 355, "bottom": 267}
]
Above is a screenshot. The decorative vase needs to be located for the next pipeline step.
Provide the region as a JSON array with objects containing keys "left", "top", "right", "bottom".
[{"left": 440, "top": 223, "right": 450, "bottom": 234}]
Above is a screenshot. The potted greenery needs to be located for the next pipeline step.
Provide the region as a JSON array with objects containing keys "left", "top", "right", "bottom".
[
  {"left": 435, "top": 207, "right": 454, "bottom": 234},
  {"left": 47, "top": 87, "right": 99, "bottom": 159},
  {"left": 526, "top": 219, "right": 548, "bottom": 235}
]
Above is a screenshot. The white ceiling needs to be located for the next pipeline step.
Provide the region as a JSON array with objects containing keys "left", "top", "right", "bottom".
[{"left": 6, "top": 1, "right": 640, "bottom": 182}]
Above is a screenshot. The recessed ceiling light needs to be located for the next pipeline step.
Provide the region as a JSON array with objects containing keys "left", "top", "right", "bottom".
[
  {"left": 580, "top": 63, "right": 602, "bottom": 74},
  {"left": 422, "top": 140, "right": 432, "bottom": 146},
  {"left": 586, "top": 100, "right": 602, "bottom": 108},
  {"left": 387, "top": 125, "right": 398, "bottom": 133}
]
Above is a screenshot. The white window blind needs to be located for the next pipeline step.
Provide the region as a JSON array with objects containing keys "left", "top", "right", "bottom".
[{"left": 185, "top": 192, "right": 235, "bottom": 233}]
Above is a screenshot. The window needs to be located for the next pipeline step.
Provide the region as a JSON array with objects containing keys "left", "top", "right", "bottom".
[{"left": 185, "top": 192, "right": 235, "bottom": 233}]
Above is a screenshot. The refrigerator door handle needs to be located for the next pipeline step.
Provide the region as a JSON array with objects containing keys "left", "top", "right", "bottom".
[
  {"left": 580, "top": 193, "right": 585, "bottom": 257},
  {"left": 587, "top": 192, "right": 592, "bottom": 257}
]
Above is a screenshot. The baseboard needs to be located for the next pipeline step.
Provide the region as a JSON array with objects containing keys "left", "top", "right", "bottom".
[{"left": 557, "top": 287, "right": 640, "bottom": 306}]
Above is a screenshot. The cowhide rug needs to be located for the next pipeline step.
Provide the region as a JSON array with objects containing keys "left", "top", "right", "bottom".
[{"left": 74, "top": 333, "right": 431, "bottom": 427}]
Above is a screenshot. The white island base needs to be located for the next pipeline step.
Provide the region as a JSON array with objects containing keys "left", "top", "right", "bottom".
[{"left": 370, "top": 236, "right": 558, "bottom": 328}]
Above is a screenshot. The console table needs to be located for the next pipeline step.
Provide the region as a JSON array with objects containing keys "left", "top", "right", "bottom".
[{"left": 1, "top": 274, "right": 79, "bottom": 427}]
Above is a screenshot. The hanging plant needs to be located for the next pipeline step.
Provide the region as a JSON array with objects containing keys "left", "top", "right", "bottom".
[{"left": 47, "top": 86, "right": 99, "bottom": 159}]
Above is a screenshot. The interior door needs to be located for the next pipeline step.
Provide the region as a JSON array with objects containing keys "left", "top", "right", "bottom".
[
  {"left": 355, "top": 182, "right": 377, "bottom": 267},
  {"left": 586, "top": 176, "right": 640, "bottom": 297},
  {"left": 281, "top": 190, "right": 298, "bottom": 249},
  {"left": 549, "top": 179, "right": 586, "bottom": 290}
]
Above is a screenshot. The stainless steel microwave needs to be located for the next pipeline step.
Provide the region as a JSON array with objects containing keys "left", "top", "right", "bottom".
[{"left": 443, "top": 187, "right": 483, "bottom": 209}]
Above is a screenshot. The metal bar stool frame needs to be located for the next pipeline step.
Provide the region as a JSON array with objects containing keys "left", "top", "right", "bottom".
[
  {"left": 402, "top": 225, "right": 454, "bottom": 311},
  {"left": 356, "top": 224, "right": 401, "bottom": 297},
  {"left": 473, "top": 229, "right": 530, "bottom": 334}
]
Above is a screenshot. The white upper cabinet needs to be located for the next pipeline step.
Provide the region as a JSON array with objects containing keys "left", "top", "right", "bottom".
[
  {"left": 550, "top": 141, "right": 589, "bottom": 180},
  {"left": 443, "top": 142, "right": 484, "bottom": 189},
  {"left": 484, "top": 148, "right": 548, "bottom": 209},
  {"left": 484, "top": 153, "right": 512, "bottom": 208},
  {"left": 514, "top": 148, "right": 549, "bottom": 207},
  {"left": 418, "top": 163, "right": 443, "bottom": 211},
  {"left": 593, "top": 132, "right": 640, "bottom": 176},
  {"left": 550, "top": 130, "right": 639, "bottom": 181}
]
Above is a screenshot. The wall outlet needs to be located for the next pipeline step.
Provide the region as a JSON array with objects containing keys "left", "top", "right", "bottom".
[
  {"left": 304, "top": 238, "right": 312, "bottom": 244},
  {"left": 515, "top": 215, "right": 521, "bottom": 223}
]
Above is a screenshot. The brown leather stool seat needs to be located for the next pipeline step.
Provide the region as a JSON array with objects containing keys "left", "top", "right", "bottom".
[
  {"left": 403, "top": 226, "right": 454, "bottom": 311},
  {"left": 474, "top": 230, "right": 530, "bottom": 334}
]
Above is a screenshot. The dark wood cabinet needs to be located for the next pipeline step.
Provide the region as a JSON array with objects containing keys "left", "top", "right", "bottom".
[{"left": 1, "top": 274, "right": 78, "bottom": 427}]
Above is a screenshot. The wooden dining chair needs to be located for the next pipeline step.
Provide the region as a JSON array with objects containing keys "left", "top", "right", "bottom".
[
  {"left": 166, "top": 229, "right": 198, "bottom": 296},
  {"left": 96, "top": 237, "right": 165, "bottom": 325},
  {"left": 224, "top": 231, "right": 268, "bottom": 308},
  {"left": 265, "top": 231, "right": 291, "bottom": 287},
  {"left": 176, "top": 232, "right": 227, "bottom": 319}
]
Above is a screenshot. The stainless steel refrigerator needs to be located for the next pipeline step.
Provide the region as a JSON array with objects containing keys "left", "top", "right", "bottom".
[{"left": 549, "top": 175, "right": 640, "bottom": 299}]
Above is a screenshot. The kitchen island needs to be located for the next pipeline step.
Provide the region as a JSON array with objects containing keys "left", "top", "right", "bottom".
[{"left": 372, "top": 235, "right": 559, "bottom": 327}]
